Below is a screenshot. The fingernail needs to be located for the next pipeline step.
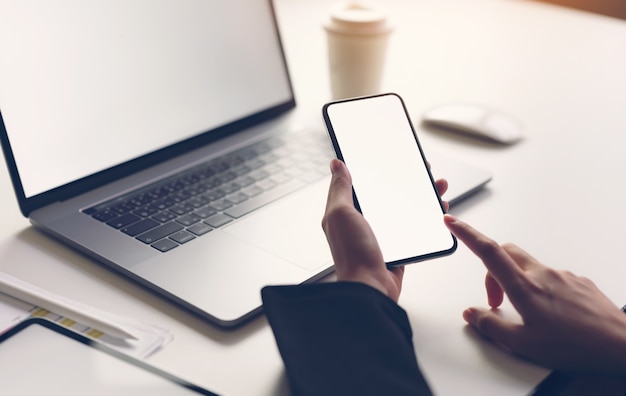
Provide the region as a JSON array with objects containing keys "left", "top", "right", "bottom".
[
  {"left": 330, "top": 158, "right": 343, "bottom": 174},
  {"left": 444, "top": 214, "right": 457, "bottom": 224},
  {"left": 463, "top": 308, "right": 476, "bottom": 324}
]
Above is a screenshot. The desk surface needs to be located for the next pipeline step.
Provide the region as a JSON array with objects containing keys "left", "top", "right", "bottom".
[{"left": 1, "top": 0, "right": 626, "bottom": 394}]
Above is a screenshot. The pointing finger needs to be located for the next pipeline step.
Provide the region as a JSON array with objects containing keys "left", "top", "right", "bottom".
[{"left": 444, "top": 215, "right": 526, "bottom": 297}]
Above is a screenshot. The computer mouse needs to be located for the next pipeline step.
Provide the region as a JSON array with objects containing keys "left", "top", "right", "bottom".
[{"left": 421, "top": 104, "right": 523, "bottom": 144}]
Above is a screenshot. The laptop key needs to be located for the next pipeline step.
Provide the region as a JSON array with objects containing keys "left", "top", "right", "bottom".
[
  {"left": 227, "top": 192, "right": 248, "bottom": 204},
  {"left": 225, "top": 178, "right": 305, "bottom": 218},
  {"left": 121, "top": 218, "right": 160, "bottom": 236},
  {"left": 151, "top": 211, "right": 177, "bottom": 223},
  {"left": 151, "top": 238, "right": 178, "bottom": 252},
  {"left": 249, "top": 169, "right": 270, "bottom": 181},
  {"left": 256, "top": 178, "right": 277, "bottom": 190},
  {"left": 210, "top": 199, "right": 233, "bottom": 211},
  {"left": 132, "top": 206, "right": 158, "bottom": 218},
  {"left": 193, "top": 206, "right": 217, "bottom": 219},
  {"left": 235, "top": 176, "right": 255, "bottom": 187},
  {"left": 242, "top": 185, "right": 263, "bottom": 197},
  {"left": 106, "top": 213, "right": 141, "bottom": 229},
  {"left": 111, "top": 201, "right": 137, "bottom": 214},
  {"left": 92, "top": 209, "right": 118, "bottom": 222},
  {"left": 170, "top": 230, "right": 196, "bottom": 244},
  {"left": 205, "top": 213, "right": 233, "bottom": 228},
  {"left": 176, "top": 214, "right": 201, "bottom": 226},
  {"left": 151, "top": 197, "right": 176, "bottom": 210},
  {"left": 136, "top": 221, "right": 183, "bottom": 243},
  {"left": 129, "top": 194, "right": 153, "bottom": 207},
  {"left": 169, "top": 202, "right": 195, "bottom": 215},
  {"left": 187, "top": 222, "right": 213, "bottom": 236}
]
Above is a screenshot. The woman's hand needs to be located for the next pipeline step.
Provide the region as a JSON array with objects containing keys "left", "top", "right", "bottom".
[
  {"left": 445, "top": 214, "right": 626, "bottom": 375},
  {"left": 322, "top": 159, "right": 447, "bottom": 302}
]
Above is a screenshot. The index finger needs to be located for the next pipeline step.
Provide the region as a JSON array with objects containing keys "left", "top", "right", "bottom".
[{"left": 444, "top": 215, "right": 525, "bottom": 294}]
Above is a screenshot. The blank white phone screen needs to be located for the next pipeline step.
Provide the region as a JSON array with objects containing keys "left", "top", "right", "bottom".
[{"left": 324, "top": 94, "right": 456, "bottom": 265}]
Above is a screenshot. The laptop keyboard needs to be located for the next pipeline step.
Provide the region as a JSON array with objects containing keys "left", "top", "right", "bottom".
[{"left": 83, "top": 131, "right": 333, "bottom": 252}]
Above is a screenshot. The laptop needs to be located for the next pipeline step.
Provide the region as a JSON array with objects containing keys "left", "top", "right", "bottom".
[{"left": 0, "top": 0, "right": 490, "bottom": 328}]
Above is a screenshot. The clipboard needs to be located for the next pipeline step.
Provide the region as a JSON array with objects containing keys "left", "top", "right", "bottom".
[{"left": 0, "top": 318, "right": 218, "bottom": 395}]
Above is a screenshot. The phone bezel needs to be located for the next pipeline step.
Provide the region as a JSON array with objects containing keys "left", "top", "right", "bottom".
[{"left": 322, "top": 92, "right": 457, "bottom": 266}]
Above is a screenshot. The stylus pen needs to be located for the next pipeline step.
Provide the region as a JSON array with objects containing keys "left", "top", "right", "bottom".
[{"left": 0, "top": 272, "right": 138, "bottom": 340}]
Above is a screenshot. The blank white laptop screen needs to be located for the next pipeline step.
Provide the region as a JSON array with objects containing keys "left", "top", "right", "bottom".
[{"left": 0, "top": 0, "right": 291, "bottom": 199}]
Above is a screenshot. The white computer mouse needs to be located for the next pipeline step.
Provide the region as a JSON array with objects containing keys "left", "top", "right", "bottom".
[{"left": 421, "top": 104, "right": 523, "bottom": 144}]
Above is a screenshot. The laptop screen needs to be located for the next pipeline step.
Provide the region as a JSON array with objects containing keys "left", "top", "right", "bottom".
[{"left": 0, "top": 0, "right": 292, "bottom": 207}]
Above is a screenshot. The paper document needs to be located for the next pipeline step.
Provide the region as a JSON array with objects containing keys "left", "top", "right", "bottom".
[{"left": 0, "top": 272, "right": 173, "bottom": 359}]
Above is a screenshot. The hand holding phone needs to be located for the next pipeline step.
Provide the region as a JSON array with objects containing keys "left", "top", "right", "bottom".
[{"left": 322, "top": 93, "right": 456, "bottom": 266}]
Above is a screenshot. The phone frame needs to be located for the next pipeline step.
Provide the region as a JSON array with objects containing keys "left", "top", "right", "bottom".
[{"left": 322, "top": 92, "right": 456, "bottom": 266}]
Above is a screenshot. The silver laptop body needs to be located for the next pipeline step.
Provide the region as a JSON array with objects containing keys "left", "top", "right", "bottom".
[
  {"left": 0, "top": 0, "right": 490, "bottom": 327},
  {"left": 0, "top": 0, "right": 338, "bottom": 327}
]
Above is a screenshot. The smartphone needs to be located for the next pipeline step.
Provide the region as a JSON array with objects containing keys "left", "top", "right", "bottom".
[{"left": 322, "top": 93, "right": 456, "bottom": 266}]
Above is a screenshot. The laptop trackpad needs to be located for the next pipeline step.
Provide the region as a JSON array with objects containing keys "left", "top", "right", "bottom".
[{"left": 223, "top": 178, "right": 333, "bottom": 271}]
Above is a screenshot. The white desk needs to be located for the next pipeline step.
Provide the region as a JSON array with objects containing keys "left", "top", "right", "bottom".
[{"left": 1, "top": 0, "right": 626, "bottom": 394}]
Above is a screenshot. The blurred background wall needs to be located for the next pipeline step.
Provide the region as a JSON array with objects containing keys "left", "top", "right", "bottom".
[{"left": 536, "top": 0, "right": 626, "bottom": 20}]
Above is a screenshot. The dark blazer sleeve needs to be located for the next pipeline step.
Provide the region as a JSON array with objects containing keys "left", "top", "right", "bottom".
[{"left": 261, "top": 282, "right": 433, "bottom": 396}]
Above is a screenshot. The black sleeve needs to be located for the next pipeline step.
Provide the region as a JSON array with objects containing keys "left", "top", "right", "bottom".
[{"left": 261, "top": 282, "right": 433, "bottom": 396}]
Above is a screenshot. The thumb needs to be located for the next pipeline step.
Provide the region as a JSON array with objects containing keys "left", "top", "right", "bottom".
[
  {"left": 325, "top": 159, "right": 353, "bottom": 209},
  {"left": 463, "top": 307, "right": 521, "bottom": 353}
]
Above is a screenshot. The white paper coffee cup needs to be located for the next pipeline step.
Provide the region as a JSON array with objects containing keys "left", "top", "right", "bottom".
[{"left": 324, "top": 2, "right": 393, "bottom": 99}]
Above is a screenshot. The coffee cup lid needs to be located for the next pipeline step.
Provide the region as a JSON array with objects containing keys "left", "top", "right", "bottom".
[{"left": 324, "top": 1, "right": 393, "bottom": 35}]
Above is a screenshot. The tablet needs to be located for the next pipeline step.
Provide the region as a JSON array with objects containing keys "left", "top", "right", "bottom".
[{"left": 0, "top": 318, "right": 218, "bottom": 395}]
